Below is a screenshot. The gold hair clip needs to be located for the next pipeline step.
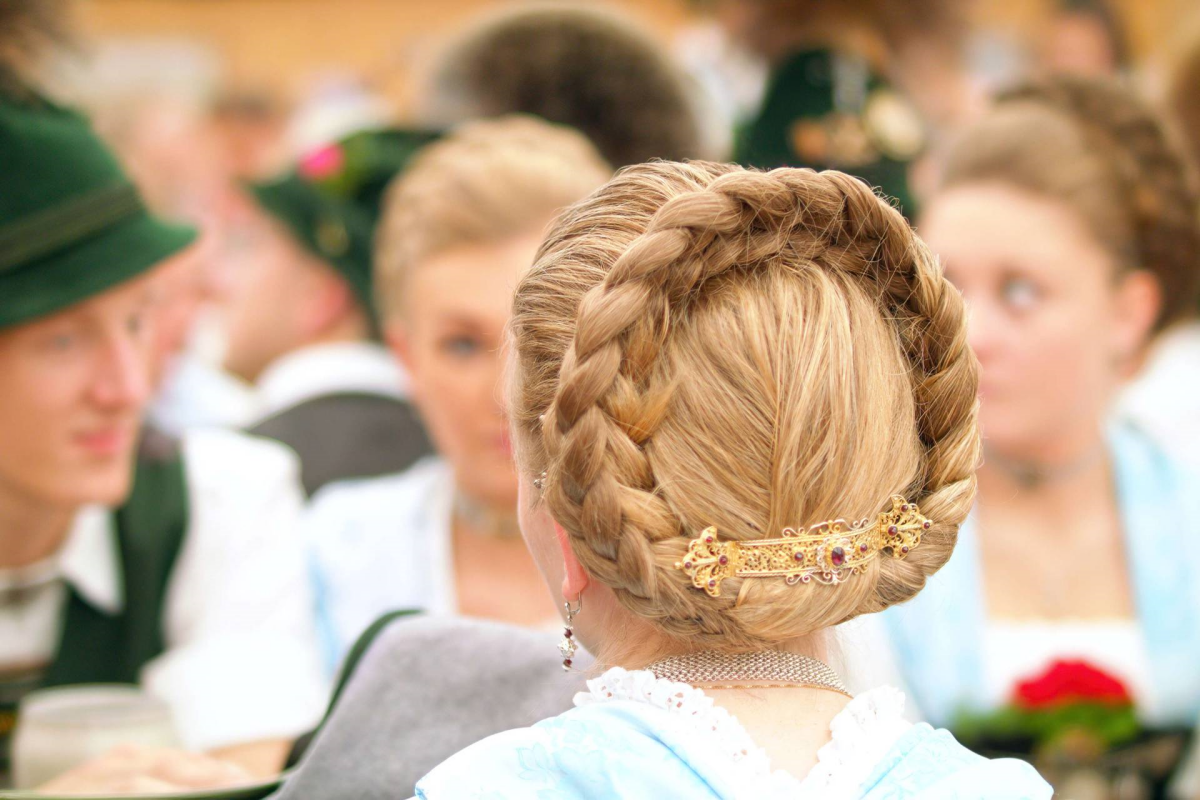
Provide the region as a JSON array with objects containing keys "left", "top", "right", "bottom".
[{"left": 675, "top": 496, "right": 931, "bottom": 597}]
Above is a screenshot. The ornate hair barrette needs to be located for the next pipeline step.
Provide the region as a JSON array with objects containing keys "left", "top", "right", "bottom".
[{"left": 675, "top": 496, "right": 931, "bottom": 597}]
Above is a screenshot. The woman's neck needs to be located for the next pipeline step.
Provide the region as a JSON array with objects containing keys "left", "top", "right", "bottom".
[
  {"left": 705, "top": 684, "right": 850, "bottom": 781},
  {"left": 975, "top": 431, "right": 1133, "bottom": 619},
  {"left": 450, "top": 505, "right": 556, "bottom": 627},
  {"left": 979, "top": 417, "right": 1111, "bottom": 494},
  {"left": 452, "top": 491, "right": 521, "bottom": 540},
  {"left": 597, "top": 619, "right": 831, "bottom": 673},
  {"left": 0, "top": 482, "right": 77, "bottom": 569},
  {"left": 614, "top": 634, "right": 849, "bottom": 782},
  {"left": 978, "top": 431, "right": 1112, "bottom": 518}
]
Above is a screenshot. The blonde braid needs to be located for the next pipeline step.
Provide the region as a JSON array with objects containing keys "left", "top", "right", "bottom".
[{"left": 515, "top": 161, "right": 980, "bottom": 648}]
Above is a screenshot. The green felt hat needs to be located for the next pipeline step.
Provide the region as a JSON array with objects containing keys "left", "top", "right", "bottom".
[
  {"left": 0, "top": 94, "right": 197, "bottom": 328},
  {"left": 299, "top": 127, "right": 441, "bottom": 225},
  {"left": 249, "top": 128, "right": 440, "bottom": 333},
  {"left": 735, "top": 48, "right": 924, "bottom": 216}
]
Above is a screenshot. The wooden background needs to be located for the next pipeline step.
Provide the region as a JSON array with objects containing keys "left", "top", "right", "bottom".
[{"left": 75, "top": 0, "right": 1199, "bottom": 112}]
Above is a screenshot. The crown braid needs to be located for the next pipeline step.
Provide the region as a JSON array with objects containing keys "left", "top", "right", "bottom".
[{"left": 513, "top": 161, "right": 980, "bottom": 648}]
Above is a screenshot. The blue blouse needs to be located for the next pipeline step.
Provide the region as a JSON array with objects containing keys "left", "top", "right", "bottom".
[
  {"left": 882, "top": 423, "right": 1200, "bottom": 728},
  {"left": 415, "top": 669, "right": 1050, "bottom": 799}
]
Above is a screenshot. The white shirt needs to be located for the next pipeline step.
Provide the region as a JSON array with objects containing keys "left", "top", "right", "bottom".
[
  {"left": 305, "top": 459, "right": 457, "bottom": 672},
  {"left": 0, "top": 429, "right": 329, "bottom": 751},
  {"left": 1117, "top": 321, "right": 1200, "bottom": 471},
  {"left": 253, "top": 341, "right": 409, "bottom": 422},
  {"left": 149, "top": 353, "right": 258, "bottom": 435}
]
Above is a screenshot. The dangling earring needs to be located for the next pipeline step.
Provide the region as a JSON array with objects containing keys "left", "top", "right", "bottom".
[{"left": 559, "top": 594, "right": 582, "bottom": 671}]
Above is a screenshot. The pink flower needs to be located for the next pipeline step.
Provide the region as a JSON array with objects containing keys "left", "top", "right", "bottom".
[{"left": 299, "top": 144, "right": 345, "bottom": 180}]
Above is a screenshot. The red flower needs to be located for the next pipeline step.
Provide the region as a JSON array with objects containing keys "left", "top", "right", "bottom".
[{"left": 1013, "top": 659, "right": 1133, "bottom": 709}]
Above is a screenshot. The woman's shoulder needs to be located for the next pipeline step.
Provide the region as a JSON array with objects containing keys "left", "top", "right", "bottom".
[
  {"left": 413, "top": 679, "right": 1052, "bottom": 800},
  {"left": 413, "top": 725, "right": 551, "bottom": 798},
  {"left": 1109, "top": 421, "right": 1200, "bottom": 546},
  {"left": 414, "top": 706, "right": 715, "bottom": 799},
  {"left": 858, "top": 723, "right": 1051, "bottom": 799}
]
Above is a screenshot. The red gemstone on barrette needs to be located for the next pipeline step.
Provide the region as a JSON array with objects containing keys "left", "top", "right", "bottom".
[
  {"left": 859, "top": 543, "right": 869, "bottom": 553},
  {"left": 888, "top": 525, "right": 898, "bottom": 536},
  {"left": 901, "top": 504, "right": 910, "bottom": 511},
  {"left": 683, "top": 561, "right": 693, "bottom": 569},
  {"left": 705, "top": 535, "right": 714, "bottom": 544},
  {"left": 901, "top": 546, "right": 910, "bottom": 554},
  {"left": 794, "top": 552, "right": 804, "bottom": 562},
  {"left": 830, "top": 547, "right": 845, "bottom": 566},
  {"left": 718, "top": 555, "right": 728, "bottom": 565},
  {"left": 708, "top": 579, "right": 716, "bottom": 588},
  {"left": 923, "top": 521, "right": 932, "bottom": 529}
]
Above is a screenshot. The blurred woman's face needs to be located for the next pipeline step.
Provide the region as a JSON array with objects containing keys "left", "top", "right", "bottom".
[
  {"left": 388, "top": 231, "right": 545, "bottom": 509},
  {"left": 919, "top": 182, "right": 1153, "bottom": 461}
]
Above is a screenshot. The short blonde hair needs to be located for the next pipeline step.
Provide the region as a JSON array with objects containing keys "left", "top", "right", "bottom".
[
  {"left": 510, "top": 162, "right": 981, "bottom": 651},
  {"left": 375, "top": 115, "right": 611, "bottom": 321}
]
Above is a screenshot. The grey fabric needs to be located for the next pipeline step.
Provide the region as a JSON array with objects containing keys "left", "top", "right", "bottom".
[
  {"left": 273, "top": 615, "right": 589, "bottom": 799},
  {"left": 249, "top": 392, "right": 432, "bottom": 496}
]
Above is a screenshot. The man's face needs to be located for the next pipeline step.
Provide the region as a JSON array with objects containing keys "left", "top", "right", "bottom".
[{"left": 0, "top": 272, "right": 158, "bottom": 510}]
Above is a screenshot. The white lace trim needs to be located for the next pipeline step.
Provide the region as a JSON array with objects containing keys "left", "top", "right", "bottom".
[
  {"left": 575, "top": 667, "right": 775, "bottom": 776},
  {"left": 574, "top": 667, "right": 912, "bottom": 798},
  {"left": 805, "top": 684, "right": 912, "bottom": 794}
]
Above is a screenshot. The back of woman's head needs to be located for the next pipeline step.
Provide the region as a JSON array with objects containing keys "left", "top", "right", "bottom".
[
  {"left": 510, "top": 162, "right": 981, "bottom": 649},
  {"left": 1168, "top": 30, "right": 1200, "bottom": 197},
  {"left": 939, "top": 74, "right": 1200, "bottom": 329},
  {"left": 419, "top": 4, "right": 705, "bottom": 169}
]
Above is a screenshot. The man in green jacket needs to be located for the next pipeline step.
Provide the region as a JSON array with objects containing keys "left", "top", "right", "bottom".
[{"left": 0, "top": 90, "right": 326, "bottom": 791}]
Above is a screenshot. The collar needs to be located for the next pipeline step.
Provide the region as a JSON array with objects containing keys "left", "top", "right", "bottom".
[
  {"left": 574, "top": 667, "right": 910, "bottom": 795},
  {"left": 58, "top": 505, "right": 124, "bottom": 615},
  {"left": 254, "top": 341, "right": 410, "bottom": 418}
]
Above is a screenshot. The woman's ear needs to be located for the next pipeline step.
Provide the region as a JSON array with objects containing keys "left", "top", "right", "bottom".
[
  {"left": 1112, "top": 269, "right": 1161, "bottom": 370},
  {"left": 554, "top": 521, "right": 590, "bottom": 603}
]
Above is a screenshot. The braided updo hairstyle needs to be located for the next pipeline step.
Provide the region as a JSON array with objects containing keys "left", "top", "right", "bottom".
[
  {"left": 510, "top": 162, "right": 981, "bottom": 651},
  {"left": 940, "top": 75, "right": 1200, "bottom": 328}
]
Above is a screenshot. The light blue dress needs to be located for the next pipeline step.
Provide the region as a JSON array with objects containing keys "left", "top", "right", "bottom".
[
  {"left": 882, "top": 422, "right": 1200, "bottom": 728},
  {"left": 414, "top": 667, "right": 1051, "bottom": 799}
]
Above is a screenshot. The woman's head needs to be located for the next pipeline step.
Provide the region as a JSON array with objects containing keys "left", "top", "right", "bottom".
[
  {"left": 509, "top": 162, "right": 980, "bottom": 658},
  {"left": 376, "top": 116, "right": 609, "bottom": 509},
  {"left": 724, "top": 0, "right": 963, "bottom": 61},
  {"left": 418, "top": 4, "right": 706, "bottom": 169},
  {"left": 918, "top": 76, "right": 1200, "bottom": 460}
]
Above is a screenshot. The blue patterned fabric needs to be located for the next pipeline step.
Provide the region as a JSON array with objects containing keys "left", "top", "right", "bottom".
[
  {"left": 415, "top": 699, "right": 1050, "bottom": 799},
  {"left": 881, "top": 422, "right": 1200, "bottom": 728}
]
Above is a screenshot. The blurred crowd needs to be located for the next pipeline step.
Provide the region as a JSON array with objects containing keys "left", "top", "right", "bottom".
[{"left": 2, "top": 0, "right": 1200, "bottom": 798}]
